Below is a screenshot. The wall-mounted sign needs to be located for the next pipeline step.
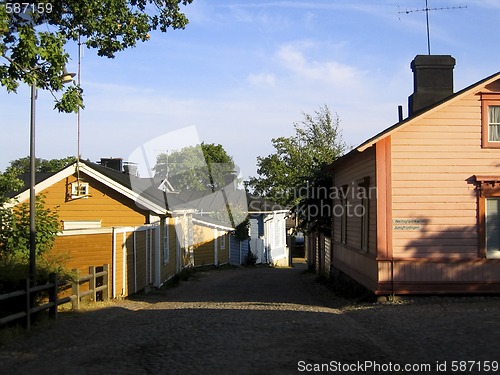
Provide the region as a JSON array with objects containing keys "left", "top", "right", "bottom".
[{"left": 392, "top": 218, "right": 425, "bottom": 231}]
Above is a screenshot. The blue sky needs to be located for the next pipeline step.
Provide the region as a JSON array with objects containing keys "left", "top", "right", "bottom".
[{"left": 1, "top": 0, "right": 499, "bottom": 179}]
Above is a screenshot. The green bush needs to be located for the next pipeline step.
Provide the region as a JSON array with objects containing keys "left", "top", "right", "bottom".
[
  {"left": 0, "top": 196, "right": 73, "bottom": 292},
  {"left": 246, "top": 249, "right": 257, "bottom": 266}
]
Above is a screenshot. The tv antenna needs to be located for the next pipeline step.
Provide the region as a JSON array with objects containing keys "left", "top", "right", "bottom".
[{"left": 399, "top": 1, "right": 467, "bottom": 55}]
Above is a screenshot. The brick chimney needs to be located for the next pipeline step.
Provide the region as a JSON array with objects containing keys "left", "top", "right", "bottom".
[{"left": 408, "top": 55, "right": 455, "bottom": 116}]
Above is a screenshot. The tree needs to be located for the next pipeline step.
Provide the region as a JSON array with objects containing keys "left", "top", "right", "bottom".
[
  {"left": 1, "top": 0, "right": 193, "bottom": 113},
  {"left": 0, "top": 167, "right": 23, "bottom": 204},
  {"left": 0, "top": 195, "right": 62, "bottom": 289},
  {"left": 6, "top": 155, "right": 77, "bottom": 174},
  {"left": 246, "top": 105, "right": 349, "bottom": 230},
  {"left": 247, "top": 105, "right": 349, "bottom": 206},
  {"left": 0, "top": 195, "right": 59, "bottom": 259},
  {"left": 153, "top": 143, "right": 236, "bottom": 191},
  {"left": 0, "top": 160, "right": 66, "bottom": 288}
]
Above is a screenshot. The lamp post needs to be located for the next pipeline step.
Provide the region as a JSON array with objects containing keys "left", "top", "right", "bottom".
[
  {"left": 29, "top": 68, "right": 75, "bottom": 287},
  {"left": 29, "top": 82, "right": 36, "bottom": 288}
]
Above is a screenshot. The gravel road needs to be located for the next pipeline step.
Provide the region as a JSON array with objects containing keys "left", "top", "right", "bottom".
[{"left": 1, "top": 262, "right": 499, "bottom": 375}]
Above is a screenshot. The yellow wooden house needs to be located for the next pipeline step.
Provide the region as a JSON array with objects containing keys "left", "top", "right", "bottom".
[{"left": 9, "top": 158, "right": 241, "bottom": 297}]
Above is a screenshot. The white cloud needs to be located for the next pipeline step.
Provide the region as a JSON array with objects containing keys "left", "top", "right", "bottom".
[{"left": 275, "top": 41, "right": 365, "bottom": 86}]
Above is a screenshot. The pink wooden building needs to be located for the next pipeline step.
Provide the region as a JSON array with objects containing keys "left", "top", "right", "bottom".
[{"left": 328, "top": 55, "right": 500, "bottom": 295}]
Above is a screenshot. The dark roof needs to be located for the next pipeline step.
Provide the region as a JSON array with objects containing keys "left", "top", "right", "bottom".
[
  {"left": 80, "top": 160, "right": 170, "bottom": 209},
  {"left": 7, "top": 172, "right": 57, "bottom": 198},
  {"left": 9, "top": 160, "right": 287, "bottom": 220}
]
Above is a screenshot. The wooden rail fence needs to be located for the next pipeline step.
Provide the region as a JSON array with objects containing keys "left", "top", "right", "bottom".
[
  {"left": 0, "top": 264, "right": 109, "bottom": 330},
  {"left": 71, "top": 265, "right": 110, "bottom": 310}
]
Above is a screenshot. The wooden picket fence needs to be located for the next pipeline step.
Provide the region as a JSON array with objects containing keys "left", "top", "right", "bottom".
[{"left": 0, "top": 264, "right": 109, "bottom": 330}]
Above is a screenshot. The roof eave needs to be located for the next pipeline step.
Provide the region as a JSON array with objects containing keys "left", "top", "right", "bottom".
[
  {"left": 356, "top": 71, "right": 500, "bottom": 153},
  {"left": 78, "top": 162, "right": 170, "bottom": 215}
]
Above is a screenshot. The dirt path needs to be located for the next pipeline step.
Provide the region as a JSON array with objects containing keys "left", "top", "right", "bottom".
[{"left": 1, "top": 264, "right": 499, "bottom": 374}]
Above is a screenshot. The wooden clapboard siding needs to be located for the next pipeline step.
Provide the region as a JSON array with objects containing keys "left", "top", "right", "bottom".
[
  {"left": 159, "top": 218, "right": 178, "bottom": 282},
  {"left": 134, "top": 231, "right": 148, "bottom": 292},
  {"left": 114, "top": 231, "right": 126, "bottom": 297},
  {"left": 13, "top": 163, "right": 178, "bottom": 297},
  {"left": 333, "top": 146, "right": 377, "bottom": 253},
  {"left": 384, "top": 86, "right": 500, "bottom": 292},
  {"left": 125, "top": 233, "right": 135, "bottom": 296},
  {"left": 38, "top": 173, "right": 149, "bottom": 228},
  {"left": 218, "top": 232, "right": 229, "bottom": 265},
  {"left": 190, "top": 223, "right": 229, "bottom": 267},
  {"left": 391, "top": 90, "right": 500, "bottom": 261},
  {"left": 378, "top": 258, "right": 500, "bottom": 294},
  {"left": 54, "top": 226, "right": 161, "bottom": 299},
  {"left": 333, "top": 245, "right": 378, "bottom": 291},
  {"left": 331, "top": 146, "right": 377, "bottom": 287},
  {"left": 193, "top": 224, "right": 216, "bottom": 266},
  {"left": 52, "top": 232, "right": 113, "bottom": 274},
  {"left": 328, "top": 74, "right": 500, "bottom": 294}
]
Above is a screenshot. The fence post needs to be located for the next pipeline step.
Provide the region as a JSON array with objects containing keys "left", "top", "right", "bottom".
[
  {"left": 48, "top": 273, "right": 58, "bottom": 321},
  {"left": 89, "top": 266, "right": 96, "bottom": 302},
  {"left": 103, "top": 264, "right": 110, "bottom": 301},
  {"left": 72, "top": 269, "right": 80, "bottom": 310},
  {"left": 25, "top": 278, "right": 31, "bottom": 330}
]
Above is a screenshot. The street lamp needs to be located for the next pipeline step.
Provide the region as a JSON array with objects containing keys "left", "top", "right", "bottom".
[{"left": 29, "top": 67, "right": 75, "bottom": 287}]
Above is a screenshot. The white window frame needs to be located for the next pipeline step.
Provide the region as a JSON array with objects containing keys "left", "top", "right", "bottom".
[
  {"left": 488, "top": 106, "right": 500, "bottom": 142},
  {"left": 480, "top": 94, "right": 500, "bottom": 148},
  {"left": 163, "top": 226, "right": 169, "bottom": 265},
  {"left": 220, "top": 232, "right": 226, "bottom": 250},
  {"left": 63, "top": 220, "right": 101, "bottom": 230},
  {"left": 71, "top": 181, "right": 89, "bottom": 198},
  {"left": 486, "top": 198, "right": 500, "bottom": 259}
]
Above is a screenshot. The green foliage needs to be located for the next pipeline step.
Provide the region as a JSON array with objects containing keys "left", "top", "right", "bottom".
[
  {"left": 209, "top": 201, "right": 250, "bottom": 238},
  {"left": 0, "top": 167, "right": 23, "bottom": 204},
  {"left": 0, "top": 0, "right": 193, "bottom": 112},
  {"left": 233, "top": 218, "right": 250, "bottom": 241},
  {"left": 0, "top": 195, "right": 60, "bottom": 259},
  {"left": 54, "top": 84, "right": 84, "bottom": 113},
  {"left": 0, "top": 194, "right": 64, "bottom": 290},
  {"left": 0, "top": 158, "right": 74, "bottom": 291},
  {"left": 247, "top": 105, "right": 349, "bottom": 208},
  {"left": 6, "top": 155, "right": 77, "bottom": 174},
  {"left": 247, "top": 105, "right": 350, "bottom": 230},
  {"left": 246, "top": 249, "right": 257, "bottom": 266},
  {"left": 0, "top": 247, "right": 73, "bottom": 291},
  {"left": 154, "top": 143, "right": 236, "bottom": 191}
]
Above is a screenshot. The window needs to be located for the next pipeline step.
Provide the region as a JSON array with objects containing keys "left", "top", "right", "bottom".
[
  {"left": 340, "top": 197, "right": 347, "bottom": 245},
  {"left": 486, "top": 198, "right": 500, "bottom": 258},
  {"left": 476, "top": 176, "right": 500, "bottom": 259},
  {"left": 359, "top": 177, "right": 370, "bottom": 252},
  {"left": 481, "top": 94, "right": 500, "bottom": 148},
  {"left": 71, "top": 181, "right": 89, "bottom": 198},
  {"left": 489, "top": 107, "right": 500, "bottom": 142},
  {"left": 163, "top": 226, "right": 169, "bottom": 265},
  {"left": 220, "top": 232, "right": 226, "bottom": 250},
  {"left": 361, "top": 197, "right": 369, "bottom": 252}
]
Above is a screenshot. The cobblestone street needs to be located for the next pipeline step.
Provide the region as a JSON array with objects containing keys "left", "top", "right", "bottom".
[{"left": 1, "top": 263, "right": 500, "bottom": 374}]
